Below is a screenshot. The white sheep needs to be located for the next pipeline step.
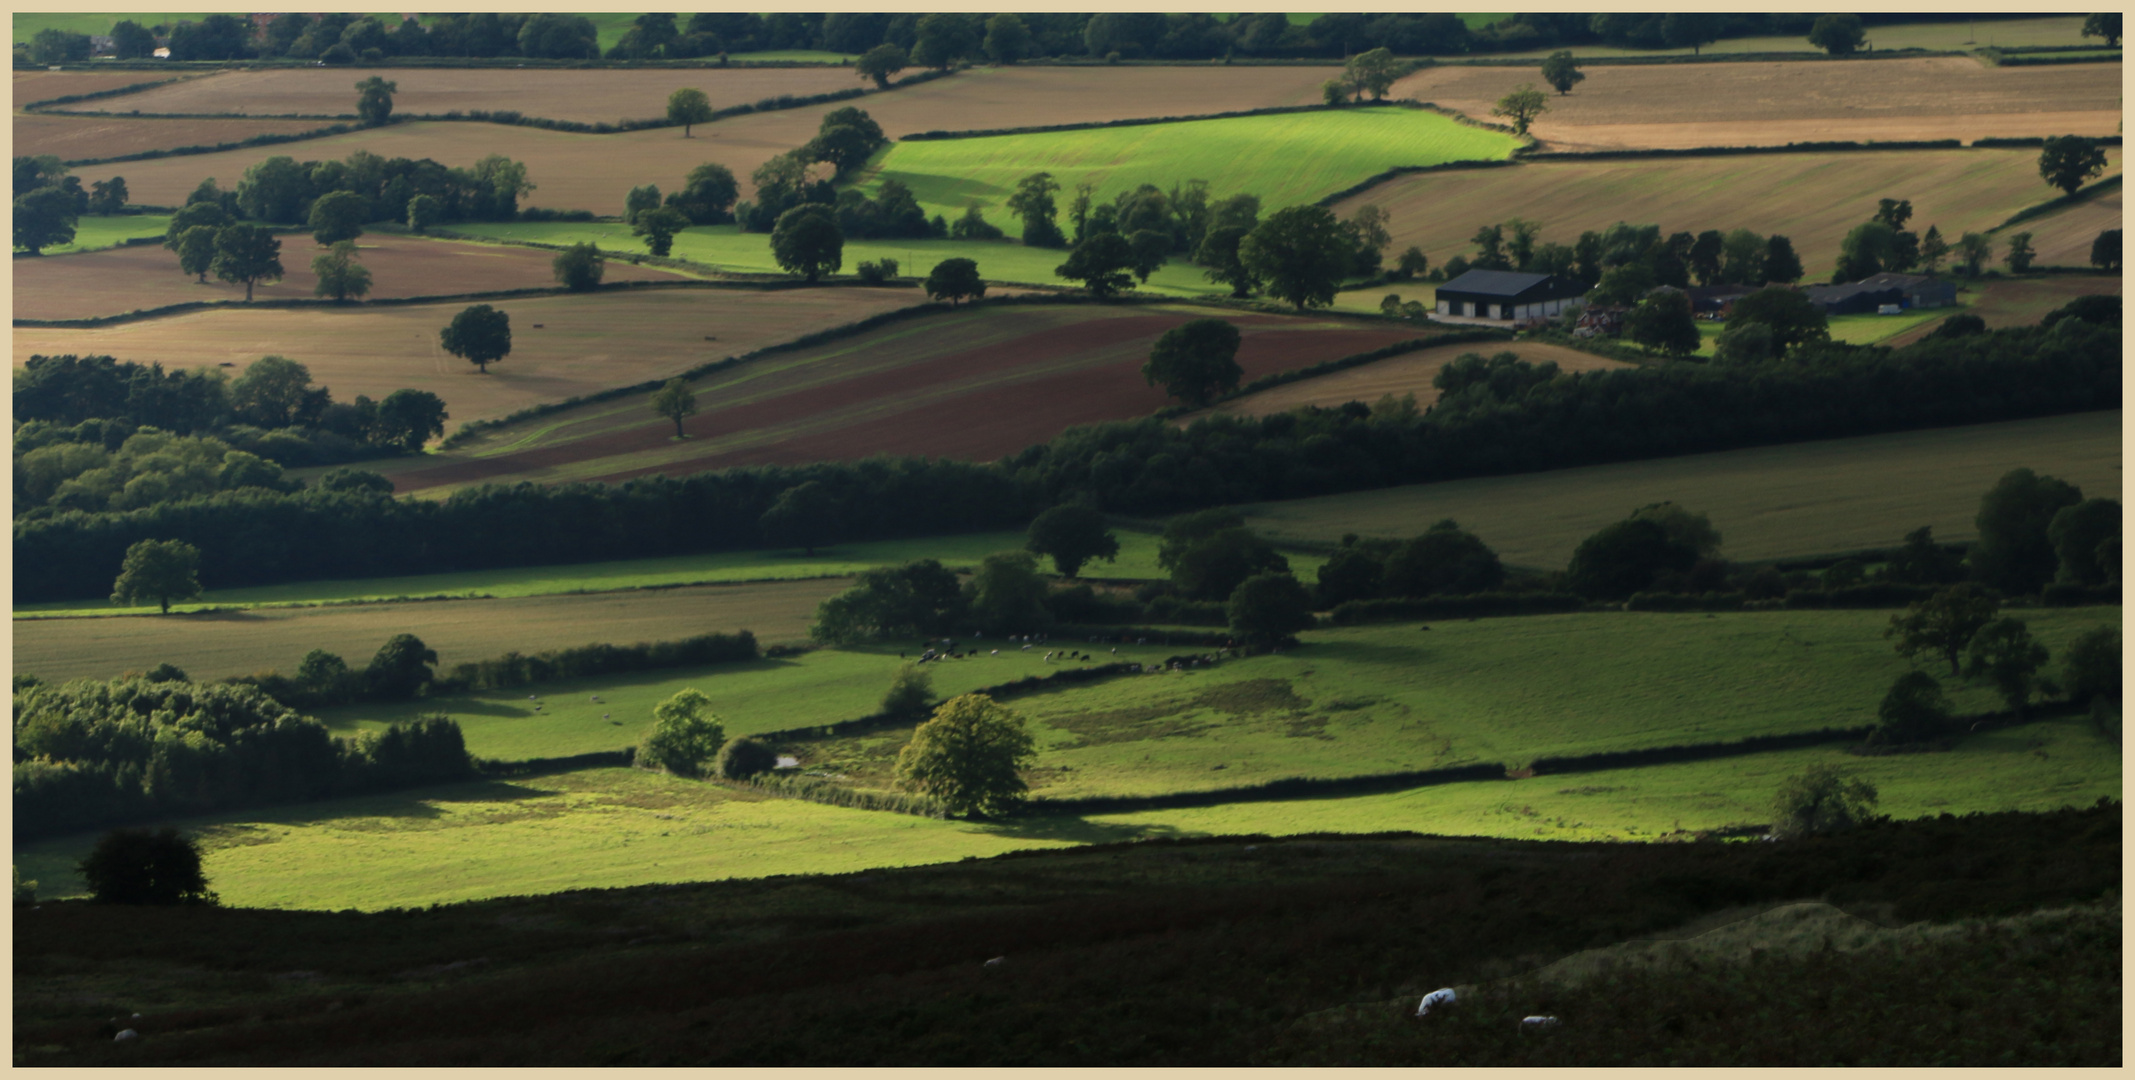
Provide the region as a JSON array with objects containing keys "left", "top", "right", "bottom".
[
  {"left": 1520, "top": 1015, "right": 1560, "bottom": 1030},
  {"left": 114, "top": 1029, "right": 138, "bottom": 1042},
  {"left": 983, "top": 956, "right": 1006, "bottom": 969},
  {"left": 1415, "top": 987, "right": 1457, "bottom": 1017}
]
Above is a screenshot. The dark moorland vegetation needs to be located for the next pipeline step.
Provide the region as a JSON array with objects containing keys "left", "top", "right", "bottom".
[{"left": 13, "top": 800, "right": 2118, "bottom": 1066}]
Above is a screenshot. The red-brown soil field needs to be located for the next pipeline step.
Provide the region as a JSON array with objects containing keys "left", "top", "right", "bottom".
[
  {"left": 89, "top": 65, "right": 868, "bottom": 124},
  {"left": 1207, "top": 341, "right": 1630, "bottom": 418},
  {"left": 1392, "top": 58, "right": 2122, "bottom": 151},
  {"left": 13, "top": 286, "right": 922, "bottom": 431},
  {"left": 377, "top": 303, "right": 1433, "bottom": 494},
  {"left": 1334, "top": 148, "right": 2121, "bottom": 286},
  {"left": 13, "top": 578, "right": 844, "bottom": 683},
  {"left": 13, "top": 234, "right": 696, "bottom": 321},
  {"left": 72, "top": 66, "right": 1344, "bottom": 216},
  {"left": 13, "top": 112, "right": 335, "bottom": 162}
]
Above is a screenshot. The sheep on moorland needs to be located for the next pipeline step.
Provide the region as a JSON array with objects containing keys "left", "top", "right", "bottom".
[{"left": 1415, "top": 988, "right": 1457, "bottom": 1017}]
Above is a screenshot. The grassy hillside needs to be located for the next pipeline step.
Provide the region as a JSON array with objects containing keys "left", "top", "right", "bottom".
[
  {"left": 36, "top": 214, "right": 167, "bottom": 256},
  {"left": 858, "top": 106, "right": 1522, "bottom": 222}
]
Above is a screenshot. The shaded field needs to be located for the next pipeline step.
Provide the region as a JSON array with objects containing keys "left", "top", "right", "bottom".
[
  {"left": 11, "top": 577, "right": 849, "bottom": 685},
  {"left": 766, "top": 610, "right": 2120, "bottom": 800},
  {"left": 13, "top": 233, "right": 695, "bottom": 321},
  {"left": 1207, "top": 340, "right": 1626, "bottom": 418},
  {"left": 1332, "top": 148, "right": 2121, "bottom": 294},
  {"left": 13, "top": 529, "right": 1186, "bottom": 619},
  {"left": 1885, "top": 275, "right": 2123, "bottom": 347},
  {"left": 87, "top": 65, "right": 866, "bottom": 125},
  {"left": 446, "top": 220, "right": 1223, "bottom": 294},
  {"left": 1478, "top": 15, "right": 2098, "bottom": 58},
  {"left": 378, "top": 303, "right": 1429, "bottom": 494},
  {"left": 13, "top": 111, "right": 332, "bottom": 162},
  {"left": 13, "top": 286, "right": 919, "bottom": 432},
  {"left": 14, "top": 766, "right": 1087, "bottom": 911},
  {"left": 31, "top": 212, "right": 167, "bottom": 256},
  {"left": 321, "top": 640, "right": 1196, "bottom": 762},
  {"left": 1238, "top": 410, "right": 2122, "bottom": 568},
  {"left": 70, "top": 66, "right": 1347, "bottom": 217},
  {"left": 861, "top": 106, "right": 1521, "bottom": 223},
  {"left": 1394, "top": 57, "right": 2121, "bottom": 151},
  {"left": 2011, "top": 186, "right": 2123, "bottom": 266}
]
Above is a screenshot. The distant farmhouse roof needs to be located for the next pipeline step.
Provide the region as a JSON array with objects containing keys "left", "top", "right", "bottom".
[
  {"left": 1437, "top": 270, "right": 1588, "bottom": 322},
  {"left": 1803, "top": 272, "right": 1955, "bottom": 315},
  {"left": 1438, "top": 270, "right": 1563, "bottom": 298}
]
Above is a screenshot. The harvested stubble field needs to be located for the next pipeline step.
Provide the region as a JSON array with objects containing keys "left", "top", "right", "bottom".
[
  {"left": 1884, "top": 275, "right": 2123, "bottom": 347},
  {"left": 10, "top": 577, "right": 849, "bottom": 685},
  {"left": 11, "top": 68, "right": 186, "bottom": 105},
  {"left": 1332, "top": 148, "right": 2121, "bottom": 288},
  {"left": 1236, "top": 410, "right": 2122, "bottom": 568},
  {"left": 72, "top": 66, "right": 1348, "bottom": 217},
  {"left": 13, "top": 286, "right": 919, "bottom": 431},
  {"left": 743, "top": 609, "right": 2121, "bottom": 800},
  {"left": 86, "top": 65, "right": 867, "bottom": 124},
  {"left": 1206, "top": 340, "right": 1627, "bottom": 418},
  {"left": 861, "top": 106, "right": 1521, "bottom": 223},
  {"left": 1394, "top": 58, "right": 2121, "bottom": 151},
  {"left": 1477, "top": 15, "right": 2096, "bottom": 59},
  {"left": 12, "top": 233, "right": 695, "bottom": 321},
  {"left": 378, "top": 303, "right": 1430, "bottom": 493},
  {"left": 12, "top": 111, "right": 335, "bottom": 162},
  {"left": 2010, "top": 185, "right": 2123, "bottom": 266}
]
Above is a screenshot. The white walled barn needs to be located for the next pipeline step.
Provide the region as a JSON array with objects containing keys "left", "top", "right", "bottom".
[{"left": 1436, "top": 270, "right": 1589, "bottom": 322}]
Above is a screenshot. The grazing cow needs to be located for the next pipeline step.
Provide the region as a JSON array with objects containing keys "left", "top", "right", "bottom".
[
  {"left": 991, "top": 649, "right": 999, "bottom": 656},
  {"left": 1416, "top": 988, "right": 1457, "bottom": 1017}
]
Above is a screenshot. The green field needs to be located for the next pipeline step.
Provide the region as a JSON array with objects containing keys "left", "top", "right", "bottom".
[
  {"left": 1686, "top": 305, "right": 1952, "bottom": 357},
  {"left": 12, "top": 12, "right": 216, "bottom": 39},
  {"left": 762, "top": 609, "right": 2120, "bottom": 798},
  {"left": 319, "top": 638, "right": 1198, "bottom": 762},
  {"left": 37, "top": 214, "right": 168, "bottom": 256},
  {"left": 11, "top": 528, "right": 1202, "bottom": 619},
  {"left": 444, "top": 221, "right": 1223, "bottom": 294},
  {"left": 859, "top": 107, "right": 1521, "bottom": 224},
  {"left": 1236, "top": 410, "right": 2122, "bottom": 569}
]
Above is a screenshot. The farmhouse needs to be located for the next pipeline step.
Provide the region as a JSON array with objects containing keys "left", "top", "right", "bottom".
[
  {"left": 1802, "top": 273, "right": 1956, "bottom": 315},
  {"left": 1436, "top": 270, "right": 1589, "bottom": 322}
]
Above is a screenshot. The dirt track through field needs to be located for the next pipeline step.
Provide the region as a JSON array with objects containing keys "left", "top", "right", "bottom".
[
  {"left": 12, "top": 578, "right": 848, "bottom": 684},
  {"left": 13, "top": 287, "right": 921, "bottom": 431},
  {"left": 378, "top": 305, "right": 1426, "bottom": 492},
  {"left": 13, "top": 234, "right": 693, "bottom": 321},
  {"left": 1208, "top": 341, "right": 1630, "bottom": 418},
  {"left": 1334, "top": 148, "right": 2121, "bottom": 285},
  {"left": 70, "top": 66, "right": 1344, "bottom": 216},
  {"left": 1393, "top": 58, "right": 2122, "bottom": 151}
]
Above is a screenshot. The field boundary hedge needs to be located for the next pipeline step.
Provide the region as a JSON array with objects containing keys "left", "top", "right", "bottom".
[
  {"left": 726, "top": 772, "right": 947, "bottom": 817},
  {"left": 751, "top": 661, "right": 1148, "bottom": 744},
  {"left": 1524, "top": 725, "right": 1874, "bottom": 775},
  {"left": 1327, "top": 592, "right": 1592, "bottom": 625},
  {"left": 899, "top": 98, "right": 1465, "bottom": 143},
  {"left": 475, "top": 748, "right": 634, "bottom": 778},
  {"left": 1023, "top": 761, "right": 1508, "bottom": 816},
  {"left": 1522, "top": 139, "right": 1968, "bottom": 163},
  {"left": 1990, "top": 173, "right": 2124, "bottom": 232},
  {"left": 16, "top": 74, "right": 190, "bottom": 111},
  {"left": 1447, "top": 48, "right": 1965, "bottom": 68}
]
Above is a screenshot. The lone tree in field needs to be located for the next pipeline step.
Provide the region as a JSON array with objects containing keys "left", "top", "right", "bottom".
[
  {"left": 374, "top": 389, "right": 448, "bottom": 452},
  {"left": 1343, "top": 47, "right": 1403, "bottom": 100},
  {"left": 354, "top": 75, "right": 396, "bottom": 126},
  {"left": 2003, "top": 231, "right": 2037, "bottom": 273},
  {"left": 174, "top": 225, "right": 219, "bottom": 283},
  {"left": 311, "top": 240, "right": 371, "bottom": 301},
  {"left": 1539, "top": 50, "right": 1585, "bottom": 94},
  {"left": 552, "top": 241, "right": 605, "bottom": 291},
  {"left": 405, "top": 193, "right": 441, "bottom": 233},
  {"left": 440, "top": 304, "right": 512, "bottom": 373},
  {"left": 2082, "top": 12, "right": 2121, "bottom": 47},
  {"left": 760, "top": 480, "right": 841, "bottom": 555},
  {"left": 637, "top": 688, "right": 726, "bottom": 777},
  {"left": 1227, "top": 571, "right": 1316, "bottom": 648},
  {"left": 1025, "top": 504, "right": 1120, "bottom": 578},
  {"left": 1005, "top": 171, "right": 1065, "bottom": 248},
  {"left": 856, "top": 43, "right": 908, "bottom": 89},
  {"left": 1870, "top": 670, "right": 1954, "bottom": 747},
  {"left": 770, "top": 203, "right": 843, "bottom": 282},
  {"left": 632, "top": 205, "right": 689, "bottom": 258},
  {"left": 2091, "top": 228, "right": 2121, "bottom": 272},
  {"left": 78, "top": 828, "right": 216, "bottom": 905},
  {"left": 1967, "top": 617, "right": 2052, "bottom": 719},
  {"left": 666, "top": 87, "right": 714, "bottom": 137},
  {"left": 1490, "top": 83, "right": 1548, "bottom": 136},
  {"left": 924, "top": 257, "right": 986, "bottom": 305},
  {"left": 714, "top": 737, "right": 778, "bottom": 780},
  {"left": 13, "top": 184, "right": 78, "bottom": 255},
  {"left": 1055, "top": 232, "right": 1138, "bottom": 298},
  {"left": 2038, "top": 135, "right": 2108, "bottom": 196},
  {"left": 1769, "top": 764, "right": 1878, "bottom": 839},
  {"left": 651, "top": 377, "right": 697, "bottom": 439},
  {"left": 1886, "top": 582, "right": 2001, "bottom": 676},
  {"left": 893, "top": 693, "right": 1037, "bottom": 818},
  {"left": 365, "top": 633, "right": 438, "bottom": 699},
  {"left": 1239, "top": 205, "right": 1351, "bottom": 311},
  {"left": 111, "top": 538, "right": 202, "bottom": 614},
  {"left": 1808, "top": 13, "right": 1866, "bottom": 55},
  {"left": 1143, "top": 317, "right": 1244, "bottom": 407},
  {"left": 211, "top": 223, "right": 284, "bottom": 301}
]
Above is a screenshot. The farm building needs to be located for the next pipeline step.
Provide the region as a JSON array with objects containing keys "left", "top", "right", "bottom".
[
  {"left": 1436, "top": 270, "right": 1589, "bottom": 321},
  {"left": 1802, "top": 273, "right": 1956, "bottom": 315},
  {"left": 1684, "top": 283, "right": 1761, "bottom": 317}
]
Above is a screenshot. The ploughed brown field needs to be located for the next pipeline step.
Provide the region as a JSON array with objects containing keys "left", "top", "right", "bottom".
[
  {"left": 89, "top": 65, "right": 867, "bottom": 124},
  {"left": 13, "top": 112, "right": 336, "bottom": 162},
  {"left": 1334, "top": 148, "right": 2121, "bottom": 284},
  {"left": 12, "top": 287, "right": 921, "bottom": 431},
  {"left": 1206, "top": 341, "right": 1630, "bottom": 419},
  {"left": 71, "top": 66, "right": 1342, "bottom": 216},
  {"left": 376, "top": 303, "right": 1431, "bottom": 494},
  {"left": 1392, "top": 58, "right": 2123, "bottom": 151},
  {"left": 12, "top": 578, "right": 845, "bottom": 684},
  {"left": 13, "top": 234, "right": 695, "bottom": 321}
]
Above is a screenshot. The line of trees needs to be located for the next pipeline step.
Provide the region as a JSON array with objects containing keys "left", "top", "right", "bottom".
[
  {"left": 13, "top": 673, "right": 473, "bottom": 841},
  {"left": 13, "top": 156, "right": 129, "bottom": 256}
]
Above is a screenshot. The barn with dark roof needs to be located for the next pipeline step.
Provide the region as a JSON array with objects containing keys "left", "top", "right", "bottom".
[{"left": 1435, "top": 270, "right": 1590, "bottom": 321}]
